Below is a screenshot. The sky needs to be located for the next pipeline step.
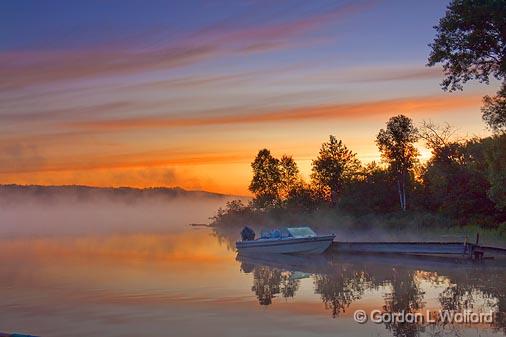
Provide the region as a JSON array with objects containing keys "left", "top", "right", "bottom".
[{"left": 0, "top": 0, "right": 500, "bottom": 195}]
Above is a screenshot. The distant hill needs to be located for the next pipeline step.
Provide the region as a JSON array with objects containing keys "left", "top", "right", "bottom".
[{"left": 0, "top": 184, "right": 232, "bottom": 203}]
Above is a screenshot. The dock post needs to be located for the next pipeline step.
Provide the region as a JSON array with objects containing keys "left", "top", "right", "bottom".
[
  {"left": 473, "top": 232, "right": 484, "bottom": 260},
  {"left": 463, "top": 236, "right": 469, "bottom": 257}
]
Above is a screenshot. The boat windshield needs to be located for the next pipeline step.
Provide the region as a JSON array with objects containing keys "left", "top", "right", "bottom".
[{"left": 286, "top": 227, "right": 317, "bottom": 238}]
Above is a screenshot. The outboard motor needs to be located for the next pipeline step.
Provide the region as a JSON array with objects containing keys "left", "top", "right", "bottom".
[{"left": 240, "top": 226, "right": 255, "bottom": 241}]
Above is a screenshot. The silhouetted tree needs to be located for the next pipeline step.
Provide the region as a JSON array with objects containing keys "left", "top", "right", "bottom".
[
  {"left": 311, "top": 136, "right": 360, "bottom": 207},
  {"left": 249, "top": 149, "right": 282, "bottom": 208},
  {"left": 212, "top": 122, "right": 505, "bottom": 231},
  {"left": 419, "top": 121, "right": 460, "bottom": 156},
  {"left": 482, "top": 84, "right": 506, "bottom": 133},
  {"left": 249, "top": 150, "right": 304, "bottom": 209},
  {"left": 285, "top": 182, "right": 321, "bottom": 213},
  {"left": 340, "top": 162, "right": 398, "bottom": 213},
  {"left": 279, "top": 155, "right": 300, "bottom": 200},
  {"left": 376, "top": 115, "right": 419, "bottom": 211},
  {"left": 484, "top": 134, "right": 506, "bottom": 211},
  {"left": 428, "top": 0, "right": 506, "bottom": 131},
  {"left": 421, "top": 138, "right": 498, "bottom": 225}
]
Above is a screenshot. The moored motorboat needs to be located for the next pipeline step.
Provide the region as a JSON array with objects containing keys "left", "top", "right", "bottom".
[{"left": 236, "top": 226, "right": 335, "bottom": 255}]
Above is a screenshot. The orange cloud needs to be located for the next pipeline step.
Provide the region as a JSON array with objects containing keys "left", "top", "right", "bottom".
[
  {"left": 0, "top": 149, "right": 249, "bottom": 175},
  {"left": 67, "top": 94, "right": 482, "bottom": 131}
]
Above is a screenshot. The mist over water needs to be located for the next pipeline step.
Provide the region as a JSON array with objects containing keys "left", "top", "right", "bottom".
[{"left": 0, "top": 189, "right": 235, "bottom": 238}]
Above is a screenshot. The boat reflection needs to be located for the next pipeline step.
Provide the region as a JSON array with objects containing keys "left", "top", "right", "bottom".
[{"left": 237, "top": 253, "right": 506, "bottom": 336}]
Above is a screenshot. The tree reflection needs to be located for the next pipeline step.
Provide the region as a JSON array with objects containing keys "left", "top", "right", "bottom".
[
  {"left": 437, "top": 268, "right": 506, "bottom": 334},
  {"left": 280, "top": 272, "right": 299, "bottom": 298},
  {"left": 382, "top": 268, "right": 426, "bottom": 337},
  {"left": 439, "top": 283, "right": 476, "bottom": 312},
  {"left": 249, "top": 265, "right": 299, "bottom": 305},
  {"left": 313, "top": 267, "right": 370, "bottom": 318},
  {"left": 238, "top": 250, "right": 506, "bottom": 335}
]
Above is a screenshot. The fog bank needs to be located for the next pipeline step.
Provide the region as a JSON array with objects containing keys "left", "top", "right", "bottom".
[{"left": 0, "top": 185, "right": 240, "bottom": 238}]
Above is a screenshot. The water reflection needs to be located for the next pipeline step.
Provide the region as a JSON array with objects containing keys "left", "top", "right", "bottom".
[
  {"left": 237, "top": 252, "right": 506, "bottom": 336},
  {"left": 250, "top": 267, "right": 299, "bottom": 305},
  {"left": 382, "top": 268, "right": 425, "bottom": 337},
  {"left": 1, "top": 228, "right": 505, "bottom": 337},
  {"left": 314, "top": 265, "right": 370, "bottom": 318}
]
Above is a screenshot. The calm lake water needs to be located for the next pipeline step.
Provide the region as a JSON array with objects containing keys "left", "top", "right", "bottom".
[{"left": 1, "top": 199, "right": 505, "bottom": 337}]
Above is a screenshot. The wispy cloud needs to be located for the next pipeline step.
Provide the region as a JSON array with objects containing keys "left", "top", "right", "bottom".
[
  {"left": 345, "top": 66, "right": 444, "bottom": 82},
  {"left": 197, "top": 1, "right": 375, "bottom": 45},
  {"left": 0, "top": 145, "right": 250, "bottom": 174},
  {"left": 66, "top": 94, "right": 482, "bottom": 131},
  {"left": 0, "top": 101, "right": 133, "bottom": 122},
  {"left": 296, "top": 65, "right": 444, "bottom": 85},
  {"left": 0, "top": 1, "right": 373, "bottom": 90},
  {"left": 0, "top": 46, "right": 217, "bottom": 90}
]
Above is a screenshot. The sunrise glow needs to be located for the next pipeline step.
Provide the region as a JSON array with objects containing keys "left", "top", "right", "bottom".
[{"left": 0, "top": 1, "right": 496, "bottom": 195}]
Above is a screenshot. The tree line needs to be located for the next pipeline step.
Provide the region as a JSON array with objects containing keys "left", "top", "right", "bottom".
[{"left": 246, "top": 116, "right": 505, "bottom": 228}]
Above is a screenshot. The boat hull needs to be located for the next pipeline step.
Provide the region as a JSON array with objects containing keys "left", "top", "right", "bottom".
[{"left": 236, "top": 235, "right": 335, "bottom": 255}]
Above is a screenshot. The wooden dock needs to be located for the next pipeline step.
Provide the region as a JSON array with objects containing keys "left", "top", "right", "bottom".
[{"left": 329, "top": 238, "right": 506, "bottom": 259}]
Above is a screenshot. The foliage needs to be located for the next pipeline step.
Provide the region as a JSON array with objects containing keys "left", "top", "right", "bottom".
[
  {"left": 427, "top": 0, "right": 506, "bottom": 91},
  {"left": 339, "top": 162, "right": 398, "bottom": 214},
  {"left": 211, "top": 200, "right": 254, "bottom": 226},
  {"left": 279, "top": 155, "right": 300, "bottom": 200},
  {"left": 284, "top": 182, "right": 321, "bottom": 213},
  {"left": 420, "top": 136, "right": 505, "bottom": 225},
  {"left": 376, "top": 115, "right": 419, "bottom": 211},
  {"left": 249, "top": 149, "right": 282, "bottom": 208},
  {"left": 427, "top": 0, "right": 506, "bottom": 131},
  {"left": 499, "top": 222, "right": 506, "bottom": 237},
  {"left": 419, "top": 120, "right": 460, "bottom": 155},
  {"left": 485, "top": 134, "right": 506, "bottom": 210},
  {"left": 482, "top": 83, "right": 506, "bottom": 133},
  {"left": 248, "top": 149, "right": 307, "bottom": 209},
  {"left": 311, "top": 136, "right": 360, "bottom": 207}
]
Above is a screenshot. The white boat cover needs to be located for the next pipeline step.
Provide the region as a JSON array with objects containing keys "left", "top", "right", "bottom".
[{"left": 286, "top": 227, "right": 317, "bottom": 238}]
